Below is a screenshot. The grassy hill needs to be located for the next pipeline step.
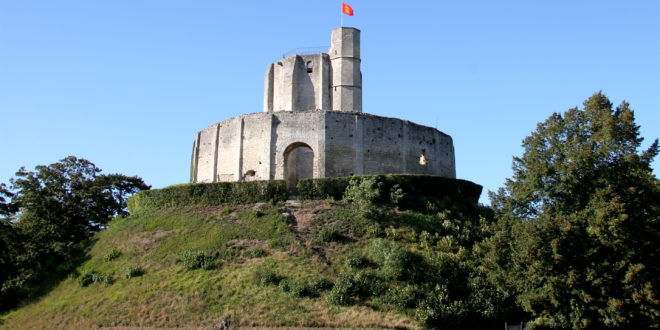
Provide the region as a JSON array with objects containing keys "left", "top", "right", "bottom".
[{"left": 1, "top": 176, "right": 495, "bottom": 329}]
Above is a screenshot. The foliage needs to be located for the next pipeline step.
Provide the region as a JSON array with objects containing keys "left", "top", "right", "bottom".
[
  {"left": 343, "top": 176, "right": 383, "bottom": 208},
  {"left": 242, "top": 247, "right": 267, "bottom": 258},
  {"left": 254, "top": 268, "right": 282, "bottom": 287},
  {"left": 488, "top": 92, "right": 660, "bottom": 328},
  {"left": 296, "top": 174, "right": 483, "bottom": 209},
  {"left": 317, "top": 226, "right": 342, "bottom": 242},
  {"left": 344, "top": 250, "right": 370, "bottom": 269},
  {"left": 103, "top": 248, "right": 122, "bottom": 262},
  {"left": 367, "top": 238, "right": 416, "bottom": 281},
  {"left": 279, "top": 276, "right": 332, "bottom": 298},
  {"left": 326, "top": 273, "right": 355, "bottom": 306},
  {"left": 0, "top": 156, "right": 148, "bottom": 311},
  {"left": 78, "top": 270, "right": 113, "bottom": 287},
  {"left": 127, "top": 180, "right": 288, "bottom": 213},
  {"left": 179, "top": 250, "right": 217, "bottom": 270},
  {"left": 389, "top": 184, "right": 405, "bottom": 206},
  {"left": 1, "top": 191, "right": 500, "bottom": 328},
  {"left": 124, "top": 266, "right": 144, "bottom": 279}
]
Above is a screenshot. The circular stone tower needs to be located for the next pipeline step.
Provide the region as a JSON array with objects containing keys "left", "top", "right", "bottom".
[{"left": 190, "top": 27, "right": 456, "bottom": 190}]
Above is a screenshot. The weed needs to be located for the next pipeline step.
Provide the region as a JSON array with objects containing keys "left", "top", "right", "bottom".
[
  {"left": 78, "top": 270, "right": 113, "bottom": 287},
  {"left": 352, "top": 270, "right": 385, "bottom": 297},
  {"left": 254, "top": 268, "right": 282, "bottom": 286},
  {"left": 344, "top": 250, "right": 370, "bottom": 269},
  {"left": 389, "top": 184, "right": 405, "bottom": 206},
  {"left": 317, "top": 226, "right": 342, "bottom": 243},
  {"left": 179, "top": 250, "right": 217, "bottom": 270},
  {"left": 124, "top": 266, "right": 144, "bottom": 279},
  {"left": 343, "top": 176, "right": 382, "bottom": 208},
  {"left": 367, "top": 238, "right": 415, "bottom": 280},
  {"left": 280, "top": 276, "right": 332, "bottom": 297},
  {"left": 243, "top": 247, "right": 267, "bottom": 258},
  {"left": 326, "top": 273, "right": 355, "bottom": 306},
  {"left": 219, "top": 207, "right": 234, "bottom": 216},
  {"left": 103, "top": 248, "right": 121, "bottom": 262},
  {"left": 381, "top": 284, "right": 423, "bottom": 309}
]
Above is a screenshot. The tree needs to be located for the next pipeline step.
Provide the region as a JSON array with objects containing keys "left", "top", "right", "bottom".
[
  {"left": 0, "top": 156, "right": 149, "bottom": 310},
  {"left": 488, "top": 92, "right": 659, "bottom": 328}
]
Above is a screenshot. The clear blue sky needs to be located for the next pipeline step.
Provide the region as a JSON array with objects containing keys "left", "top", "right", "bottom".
[{"left": 1, "top": 1, "right": 658, "bottom": 204}]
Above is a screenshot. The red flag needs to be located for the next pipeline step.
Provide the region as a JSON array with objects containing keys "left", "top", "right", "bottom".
[{"left": 342, "top": 2, "right": 354, "bottom": 16}]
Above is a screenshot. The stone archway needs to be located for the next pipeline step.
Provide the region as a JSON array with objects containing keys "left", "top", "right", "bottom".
[{"left": 284, "top": 142, "right": 314, "bottom": 194}]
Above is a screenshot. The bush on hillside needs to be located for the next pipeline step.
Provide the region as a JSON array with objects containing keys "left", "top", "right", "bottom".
[
  {"left": 124, "top": 266, "right": 144, "bottom": 279},
  {"left": 179, "top": 250, "right": 217, "bottom": 270},
  {"left": 279, "top": 276, "right": 332, "bottom": 298},
  {"left": 78, "top": 270, "right": 113, "bottom": 287},
  {"left": 317, "top": 226, "right": 342, "bottom": 242},
  {"left": 367, "top": 238, "right": 416, "bottom": 280},
  {"left": 103, "top": 248, "right": 122, "bottom": 262}
]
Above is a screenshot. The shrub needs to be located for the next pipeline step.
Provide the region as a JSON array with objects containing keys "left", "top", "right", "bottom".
[
  {"left": 345, "top": 250, "right": 370, "bottom": 269},
  {"left": 297, "top": 177, "right": 349, "bottom": 200},
  {"left": 389, "top": 184, "right": 405, "bottom": 206},
  {"left": 326, "top": 273, "right": 355, "bottom": 306},
  {"left": 78, "top": 270, "right": 113, "bottom": 287},
  {"left": 103, "top": 248, "right": 122, "bottom": 262},
  {"left": 124, "top": 266, "right": 144, "bottom": 279},
  {"left": 179, "top": 250, "right": 216, "bottom": 270},
  {"left": 243, "top": 247, "right": 267, "bottom": 258},
  {"left": 305, "top": 276, "right": 333, "bottom": 293},
  {"left": 254, "top": 268, "right": 282, "bottom": 286},
  {"left": 94, "top": 273, "right": 113, "bottom": 285},
  {"left": 367, "top": 238, "right": 416, "bottom": 280},
  {"left": 381, "top": 284, "right": 424, "bottom": 309},
  {"left": 352, "top": 270, "right": 385, "bottom": 297},
  {"left": 317, "top": 226, "right": 342, "bottom": 243},
  {"left": 77, "top": 272, "right": 95, "bottom": 287},
  {"left": 297, "top": 174, "right": 482, "bottom": 209},
  {"left": 343, "top": 176, "right": 382, "bottom": 208},
  {"left": 281, "top": 276, "right": 333, "bottom": 297},
  {"left": 127, "top": 180, "right": 289, "bottom": 213}
]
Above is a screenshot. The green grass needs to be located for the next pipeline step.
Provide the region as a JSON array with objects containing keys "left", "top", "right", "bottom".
[{"left": 0, "top": 197, "right": 492, "bottom": 329}]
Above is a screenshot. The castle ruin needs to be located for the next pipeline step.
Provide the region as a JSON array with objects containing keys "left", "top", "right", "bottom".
[{"left": 190, "top": 27, "right": 456, "bottom": 190}]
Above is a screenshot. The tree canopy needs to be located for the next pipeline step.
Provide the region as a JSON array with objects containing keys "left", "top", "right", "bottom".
[
  {"left": 0, "top": 156, "right": 149, "bottom": 310},
  {"left": 488, "top": 92, "right": 659, "bottom": 328}
]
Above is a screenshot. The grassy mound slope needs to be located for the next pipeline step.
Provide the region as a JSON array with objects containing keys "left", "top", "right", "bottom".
[{"left": 1, "top": 178, "right": 494, "bottom": 329}]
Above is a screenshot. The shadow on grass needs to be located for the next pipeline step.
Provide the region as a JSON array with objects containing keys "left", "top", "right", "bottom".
[{"left": 0, "top": 238, "right": 96, "bottom": 314}]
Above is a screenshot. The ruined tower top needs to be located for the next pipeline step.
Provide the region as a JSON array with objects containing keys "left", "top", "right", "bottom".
[{"left": 263, "top": 27, "right": 362, "bottom": 113}]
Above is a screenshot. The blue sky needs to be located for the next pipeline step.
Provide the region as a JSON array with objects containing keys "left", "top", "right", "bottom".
[{"left": 1, "top": 0, "right": 658, "bottom": 204}]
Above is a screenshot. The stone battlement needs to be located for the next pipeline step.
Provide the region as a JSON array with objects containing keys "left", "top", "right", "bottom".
[{"left": 190, "top": 27, "right": 456, "bottom": 191}]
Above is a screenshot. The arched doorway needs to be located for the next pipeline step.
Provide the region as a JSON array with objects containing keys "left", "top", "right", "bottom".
[{"left": 284, "top": 142, "right": 314, "bottom": 194}]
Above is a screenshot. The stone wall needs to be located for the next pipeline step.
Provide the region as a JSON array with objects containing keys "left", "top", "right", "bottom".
[
  {"left": 263, "top": 27, "right": 361, "bottom": 113},
  {"left": 191, "top": 111, "right": 455, "bottom": 184}
]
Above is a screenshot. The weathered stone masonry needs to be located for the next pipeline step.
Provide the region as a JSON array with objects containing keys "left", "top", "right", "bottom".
[{"left": 190, "top": 27, "right": 456, "bottom": 188}]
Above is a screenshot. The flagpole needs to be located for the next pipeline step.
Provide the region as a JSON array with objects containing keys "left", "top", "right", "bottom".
[{"left": 340, "top": 2, "right": 343, "bottom": 27}]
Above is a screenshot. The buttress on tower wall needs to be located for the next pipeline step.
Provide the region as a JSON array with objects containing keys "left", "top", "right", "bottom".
[{"left": 191, "top": 27, "right": 456, "bottom": 186}]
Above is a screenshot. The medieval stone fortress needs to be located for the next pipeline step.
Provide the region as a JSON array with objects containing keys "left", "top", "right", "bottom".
[{"left": 190, "top": 27, "right": 456, "bottom": 189}]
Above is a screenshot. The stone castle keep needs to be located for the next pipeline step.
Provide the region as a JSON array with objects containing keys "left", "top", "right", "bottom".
[{"left": 190, "top": 27, "right": 456, "bottom": 189}]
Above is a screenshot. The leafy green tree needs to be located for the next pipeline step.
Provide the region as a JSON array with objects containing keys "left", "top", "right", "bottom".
[
  {"left": 0, "top": 156, "right": 149, "bottom": 310},
  {"left": 489, "top": 92, "right": 659, "bottom": 328},
  {"left": 9, "top": 156, "right": 149, "bottom": 247}
]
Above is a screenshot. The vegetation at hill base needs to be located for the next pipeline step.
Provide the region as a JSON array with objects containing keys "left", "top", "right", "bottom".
[
  {"left": 0, "top": 156, "right": 149, "bottom": 311},
  {"left": 0, "top": 92, "right": 657, "bottom": 329}
]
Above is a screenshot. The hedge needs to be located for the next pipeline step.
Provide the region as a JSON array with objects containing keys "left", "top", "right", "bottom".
[
  {"left": 126, "top": 175, "right": 482, "bottom": 213},
  {"left": 296, "top": 175, "right": 482, "bottom": 207},
  {"left": 127, "top": 180, "right": 289, "bottom": 213}
]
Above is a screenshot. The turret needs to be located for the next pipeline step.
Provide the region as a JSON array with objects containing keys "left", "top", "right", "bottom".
[{"left": 329, "top": 27, "right": 362, "bottom": 112}]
